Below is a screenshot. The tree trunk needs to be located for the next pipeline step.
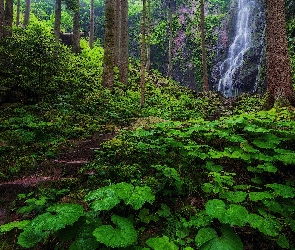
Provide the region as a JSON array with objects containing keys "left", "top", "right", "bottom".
[
  {"left": 102, "top": 0, "right": 115, "bottom": 89},
  {"left": 0, "top": 0, "right": 4, "bottom": 38},
  {"left": 119, "top": 0, "right": 129, "bottom": 85},
  {"left": 200, "top": 0, "right": 209, "bottom": 91},
  {"left": 3, "top": 0, "right": 13, "bottom": 37},
  {"left": 167, "top": 0, "right": 172, "bottom": 78},
  {"left": 54, "top": 0, "right": 62, "bottom": 41},
  {"left": 24, "top": 0, "right": 31, "bottom": 27},
  {"left": 114, "top": 0, "right": 121, "bottom": 66},
  {"left": 265, "top": 0, "right": 294, "bottom": 106},
  {"left": 145, "top": 0, "right": 151, "bottom": 71},
  {"left": 140, "top": 0, "right": 146, "bottom": 107},
  {"left": 16, "top": 0, "right": 21, "bottom": 26},
  {"left": 72, "top": 0, "right": 80, "bottom": 53},
  {"left": 89, "top": 0, "right": 94, "bottom": 48}
]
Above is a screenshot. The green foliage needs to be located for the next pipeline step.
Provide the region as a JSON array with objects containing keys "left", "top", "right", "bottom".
[
  {"left": 93, "top": 215, "right": 138, "bottom": 248},
  {"left": 195, "top": 225, "right": 243, "bottom": 250},
  {"left": 85, "top": 182, "right": 155, "bottom": 211},
  {"left": 146, "top": 236, "right": 178, "bottom": 250}
]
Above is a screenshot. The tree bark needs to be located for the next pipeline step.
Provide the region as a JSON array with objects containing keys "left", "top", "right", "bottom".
[
  {"left": 54, "top": 0, "right": 62, "bottom": 41},
  {"left": 145, "top": 0, "right": 151, "bottom": 71},
  {"left": 0, "top": 0, "right": 4, "bottom": 38},
  {"left": 16, "top": 0, "right": 21, "bottom": 26},
  {"left": 140, "top": 0, "right": 146, "bottom": 107},
  {"left": 24, "top": 0, "right": 31, "bottom": 27},
  {"left": 200, "top": 0, "right": 209, "bottom": 91},
  {"left": 72, "top": 0, "right": 80, "bottom": 53},
  {"left": 102, "top": 0, "right": 115, "bottom": 89},
  {"left": 119, "top": 0, "right": 129, "bottom": 85},
  {"left": 265, "top": 0, "right": 294, "bottom": 106},
  {"left": 3, "top": 0, "right": 13, "bottom": 37},
  {"left": 167, "top": 0, "right": 172, "bottom": 78},
  {"left": 114, "top": 0, "right": 121, "bottom": 66},
  {"left": 89, "top": 0, "right": 95, "bottom": 48}
]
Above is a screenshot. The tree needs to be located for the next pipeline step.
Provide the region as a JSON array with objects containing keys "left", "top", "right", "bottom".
[
  {"left": 115, "top": 0, "right": 121, "bottom": 66},
  {"left": 265, "top": 0, "right": 294, "bottom": 106},
  {"left": 89, "top": 0, "right": 94, "bottom": 48},
  {"left": 102, "top": 0, "right": 115, "bottom": 89},
  {"left": 145, "top": 0, "right": 151, "bottom": 71},
  {"left": 0, "top": 0, "right": 4, "bottom": 37},
  {"left": 54, "top": 0, "right": 62, "bottom": 41},
  {"left": 72, "top": 0, "right": 80, "bottom": 53},
  {"left": 16, "top": 0, "right": 21, "bottom": 26},
  {"left": 119, "top": 0, "right": 128, "bottom": 84},
  {"left": 24, "top": 0, "right": 31, "bottom": 27},
  {"left": 200, "top": 0, "right": 209, "bottom": 91},
  {"left": 167, "top": 0, "right": 172, "bottom": 78},
  {"left": 140, "top": 0, "right": 146, "bottom": 107},
  {"left": 3, "top": 0, "right": 13, "bottom": 37}
]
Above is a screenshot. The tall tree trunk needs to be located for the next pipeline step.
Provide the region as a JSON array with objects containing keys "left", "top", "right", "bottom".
[
  {"left": 200, "top": 0, "right": 209, "bottom": 91},
  {"left": 54, "top": 0, "right": 61, "bottom": 41},
  {"left": 119, "top": 0, "right": 129, "bottom": 85},
  {"left": 145, "top": 0, "right": 151, "bottom": 71},
  {"left": 24, "top": 0, "right": 31, "bottom": 27},
  {"left": 167, "top": 0, "right": 172, "bottom": 78},
  {"left": 140, "top": 0, "right": 146, "bottom": 107},
  {"left": 0, "top": 0, "right": 4, "bottom": 38},
  {"left": 89, "top": 0, "right": 94, "bottom": 48},
  {"left": 114, "top": 0, "right": 121, "bottom": 66},
  {"left": 102, "top": 0, "right": 115, "bottom": 89},
  {"left": 16, "top": 0, "right": 21, "bottom": 26},
  {"left": 265, "top": 0, "right": 294, "bottom": 106},
  {"left": 3, "top": 0, "right": 13, "bottom": 37},
  {"left": 72, "top": 0, "right": 80, "bottom": 53}
]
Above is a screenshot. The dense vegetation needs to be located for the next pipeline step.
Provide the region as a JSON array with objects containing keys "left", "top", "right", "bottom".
[{"left": 0, "top": 0, "right": 295, "bottom": 250}]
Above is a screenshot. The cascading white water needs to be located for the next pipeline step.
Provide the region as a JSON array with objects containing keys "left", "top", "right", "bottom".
[{"left": 218, "top": 0, "right": 255, "bottom": 97}]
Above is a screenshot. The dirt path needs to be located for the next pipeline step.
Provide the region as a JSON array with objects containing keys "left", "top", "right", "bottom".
[{"left": 0, "top": 132, "right": 115, "bottom": 225}]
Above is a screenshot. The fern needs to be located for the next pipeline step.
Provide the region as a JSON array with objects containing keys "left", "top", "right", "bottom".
[{"left": 92, "top": 215, "right": 137, "bottom": 248}]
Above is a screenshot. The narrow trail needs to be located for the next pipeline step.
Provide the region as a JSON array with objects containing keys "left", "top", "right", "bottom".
[{"left": 0, "top": 132, "right": 115, "bottom": 224}]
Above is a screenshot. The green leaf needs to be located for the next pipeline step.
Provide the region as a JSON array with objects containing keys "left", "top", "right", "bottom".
[
  {"left": 197, "top": 225, "right": 243, "bottom": 250},
  {"left": 249, "top": 192, "right": 274, "bottom": 201},
  {"left": 220, "top": 191, "right": 247, "bottom": 202},
  {"left": 276, "top": 235, "right": 290, "bottom": 249},
  {"left": 257, "top": 163, "right": 278, "bottom": 173},
  {"left": 146, "top": 236, "right": 178, "bottom": 250},
  {"left": 139, "top": 209, "right": 159, "bottom": 223},
  {"left": 205, "top": 199, "right": 226, "bottom": 220},
  {"left": 0, "top": 220, "right": 30, "bottom": 233},
  {"left": 85, "top": 187, "right": 121, "bottom": 211},
  {"left": 195, "top": 227, "right": 218, "bottom": 248},
  {"left": 158, "top": 204, "right": 172, "bottom": 218},
  {"left": 93, "top": 215, "right": 138, "bottom": 248},
  {"left": 252, "top": 134, "right": 281, "bottom": 149},
  {"left": 223, "top": 204, "right": 249, "bottom": 227},
  {"left": 266, "top": 183, "right": 295, "bottom": 198},
  {"left": 18, "top": 203, "right": 84, "bottom": 248}
]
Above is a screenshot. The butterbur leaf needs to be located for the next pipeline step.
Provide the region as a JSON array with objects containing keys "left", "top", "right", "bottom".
[
  {"left": 139, "top": 208, "right": 159, "bottom": 223},
  {"left": 257, "top": 163, "right": 278, "bottom": 173},
  {"left": 249, "top": 192, "right": 274, "bottom": 201},
  {"left": 0, "top": 220, "right": 30, "bottom": 233},
  {"left": 86, "top": 189, "right": 120, "bottom": 211},
  {"left": 146, "top": 235, "right": 178, "bottom": 250},
  {"left": 276, "top": 235, "right": 290, "bottom": 249},
  {"left": 93, "top": 215, "right": 137, "bottom": 248},
  {"left": 223, "top": 204, "right": 249, "bottom": 227},
  {"left": 266, "top": 183, "right": 295, "bottom": 198},
  {"left": 18, "top": 203, "right": 84, "bottom": 248},
  {"left": 220, "top": 191, "right": 247, "bottom": 202},
  {"left": 205, "top": 199, "right": 226, "bottom": 220},
  {"left": 252, "top": 134, "right": 281, "bottom": 149},
  {"left": 195, "top": 227, "right": 218, "bottom": 247},
  {"left": 123, "top": 185, "right": 155, "bottom": 210},
  {"left": 196, "top": 225, "right": 243, "bottom": 250},
  {"left": 274, "top": 149, "right": 295, "bottom": 164}
]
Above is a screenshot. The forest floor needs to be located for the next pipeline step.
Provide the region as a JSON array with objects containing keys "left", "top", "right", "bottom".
[{"left": 0, "top": 132, "right": 115, "bottom": 225}]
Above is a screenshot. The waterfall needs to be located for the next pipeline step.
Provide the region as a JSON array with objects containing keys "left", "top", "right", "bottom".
[{"left": 218, "top": 0, "right": 256, "bottom": 97}]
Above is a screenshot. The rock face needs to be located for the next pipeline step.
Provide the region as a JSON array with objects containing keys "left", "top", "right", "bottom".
[{"left": 210, "top": 0, "right": 266, "bottom": 97}]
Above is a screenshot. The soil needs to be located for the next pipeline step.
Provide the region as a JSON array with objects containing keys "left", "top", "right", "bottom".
[{"left": 0, "top": 132, "right": 115, "bottom": 225}]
